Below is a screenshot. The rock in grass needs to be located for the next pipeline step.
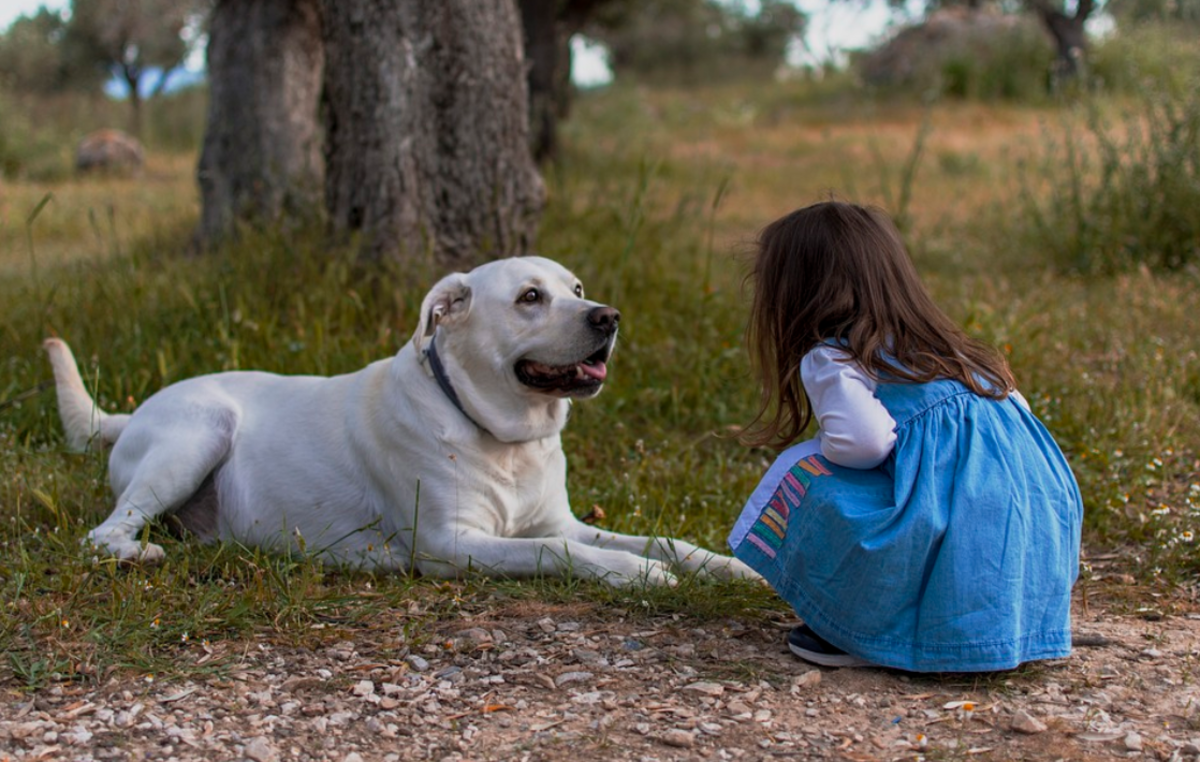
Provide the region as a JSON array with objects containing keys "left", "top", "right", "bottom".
[{"left": 76, "top": 129, "right": 144, "bottom": 174}]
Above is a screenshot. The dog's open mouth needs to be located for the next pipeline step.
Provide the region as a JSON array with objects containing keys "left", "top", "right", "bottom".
[{"left": 515, "top": 345, "right": 611, "bottom": 396}]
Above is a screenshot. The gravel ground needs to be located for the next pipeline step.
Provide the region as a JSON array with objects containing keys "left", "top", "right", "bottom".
[{"left": 3, "top": 598, "right": 1200, "bottom": 762}]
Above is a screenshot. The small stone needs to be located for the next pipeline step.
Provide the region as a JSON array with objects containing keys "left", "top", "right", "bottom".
[
  {"left": 457, "top": 627, "right": 493, "bottom": 644},
  {"left": 244, "top": 736, "right": 278, "bottom": 762},
  {"left": 727, "top": 700, "right": 753, "bottom": 717},
  {"left": 1124, "top": 732, "right": 1143, "bottom": 752},
  {"left": 351, "top": 680, "right": 375, "bottom": 697},
  {"left": 555, "top": 671, "right": 593, "bottom": 687},
  {"left": 683, "top": 681, "right": 725, "bottom": 697},
  {"left": 661, "top": 729, "right": 696, "bottom": 748},
  {"left": 343, "top": 754, "right": 365, "bottom": 762},
  {"left": 1010, "top": 710, "right": 1047, "bottom": 734},
  {"left": 405, "top": 655, "right": 430, "bottom": 672},
  {"left": 792, "top": 671, "right": 821, "bottom": 689},
  {"left": 572, "top": 648, "right": 603, "bottom": 664},
  {"left": 1181, "top": 740, "right": 1200, "bottom": 755}
]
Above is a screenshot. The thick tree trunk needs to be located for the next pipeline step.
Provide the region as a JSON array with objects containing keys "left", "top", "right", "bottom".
[
  {"left": 195, "top": 0, "right": 324, "bottom": 247},
  {"left": 322, "top": 0, "right": 545, "bottom": 267}
]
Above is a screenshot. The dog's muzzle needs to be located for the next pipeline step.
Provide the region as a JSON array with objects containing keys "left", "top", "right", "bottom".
[{"left": 515, "top": 306, "right": 619, "bottom": 398}]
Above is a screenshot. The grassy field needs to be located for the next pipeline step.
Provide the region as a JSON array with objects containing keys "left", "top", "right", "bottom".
[{"left": 1, "top": 79, "right": 1198, "bottom": 688}]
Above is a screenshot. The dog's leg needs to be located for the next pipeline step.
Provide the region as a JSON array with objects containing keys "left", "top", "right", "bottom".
[
  {"left": 88, "top": 420, "right": 232, "bottom": 563},
  {"left": 414, "top": 529, "right": 678, "bottom": 587},
  {"left": 558, "top": 521, "right": 762, "bottom": 582}
]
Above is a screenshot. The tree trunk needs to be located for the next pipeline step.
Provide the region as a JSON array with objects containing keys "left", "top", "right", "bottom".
[
  {"left": 195, "top": 0, "right": 324, "bottom": 247},
  {"left": 123, "top": 65, "right": 144, "bottom": 139},
  {"left": 519, "top": 0, "right": 566, "bottom": 163},
  {"left": 519, "top": 0, "right": 610, "bottom": 164},
  {"left": 322, "top": 0, "right": 545, "bottom": 267},
  {"left": 1028, "top": 0, "right": 1094, "bottom": 82}
]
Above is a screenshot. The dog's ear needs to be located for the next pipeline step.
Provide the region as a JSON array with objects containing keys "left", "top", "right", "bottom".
[{"left": 412, "top": 273, "right": 472, "bottom": 354}]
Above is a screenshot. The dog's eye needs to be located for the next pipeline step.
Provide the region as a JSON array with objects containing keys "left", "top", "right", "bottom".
[
  {"left": 574, "top": 284, "right": 584, "bottom": 297},
  {"left": 519, "top": 288, "right": 541, "bottom": 304}
]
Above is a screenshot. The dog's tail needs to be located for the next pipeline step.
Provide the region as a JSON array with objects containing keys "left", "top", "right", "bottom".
[{"left": 43, "top": 338, "right": 130, "bottom": 452}]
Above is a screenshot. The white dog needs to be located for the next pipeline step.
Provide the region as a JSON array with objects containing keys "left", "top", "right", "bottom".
[{"left": 46, "top": 256, "right": 757, "bottom": 587}]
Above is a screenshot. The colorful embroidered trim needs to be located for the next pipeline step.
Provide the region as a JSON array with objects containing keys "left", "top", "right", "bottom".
[{"left": 745, "top": 455, "right": 831, "bottom": 558}]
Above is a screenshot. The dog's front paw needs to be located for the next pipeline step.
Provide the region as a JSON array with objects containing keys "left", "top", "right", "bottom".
[
  {"left": 603, "top": 558, "right": 677, "bottom": 588},
  {"left": 84, "top": 532, "right": 165, "bottom": 565},
  {"left": 717, "top": 556, "right": 765, "bottom": 584},
  {"left": 679, "top": 553, "right": 764, "bottom": 583}
]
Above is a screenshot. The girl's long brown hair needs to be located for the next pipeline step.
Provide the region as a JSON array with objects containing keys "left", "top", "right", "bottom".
[{"left": 743, "top": 201, "right": 1015, "bottom": 449}]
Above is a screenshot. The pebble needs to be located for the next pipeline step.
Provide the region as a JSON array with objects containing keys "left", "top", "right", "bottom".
[
  {"left": 406, "top": 654, "right": 431, "bottom": 672},
  {"left": 1010, "top": 710, "right": 1048, "bottom": 734},
  {"left": 554, "top": 671, "right": 593, "bottom": 687},
  {"left": 683, "top": 681, "right": 725, "bottom": 696},
  {"left": 244, "top": 736, "right": 277, "bottom": 762},
  {"left": 660, "top": 728, "right": 696, "bottom": 748}
]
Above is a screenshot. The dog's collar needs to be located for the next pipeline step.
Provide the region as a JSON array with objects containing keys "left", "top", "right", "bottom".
[{"left": 424, "top": 334, "right": 489, "bottom": 435}]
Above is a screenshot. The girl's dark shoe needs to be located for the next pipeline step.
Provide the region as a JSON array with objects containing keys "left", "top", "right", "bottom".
[{"left": 787, "top": 624, "right": 873, "bottom": 668}]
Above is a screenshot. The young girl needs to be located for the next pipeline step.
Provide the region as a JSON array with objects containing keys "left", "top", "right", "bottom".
[{"left": 729, "top": 200, "right": 1083, "bottom": 672}]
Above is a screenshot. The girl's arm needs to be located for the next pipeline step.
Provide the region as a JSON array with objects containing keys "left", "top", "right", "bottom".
[{"left": 800, "top": 345, "right": 896, "bottom": 469}]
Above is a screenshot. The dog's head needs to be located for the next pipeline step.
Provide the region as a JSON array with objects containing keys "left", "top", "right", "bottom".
[{"left": 412, "top": 256, "right": 619, "bottom": 442}]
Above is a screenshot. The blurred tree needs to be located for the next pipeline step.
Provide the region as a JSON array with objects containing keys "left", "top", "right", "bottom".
[
  {"left": 518, "top": 0, "right": 616, "bottom": 163},
  {"left": 0, "top": 7, "right": 104, "bottom": 92},
  {"left": 588, "top": 0, "right": 804, "bottom": 84},
  {"left": 66, "top": 0, "right": 211, "bottom": 136},
  {"left": 196, "top": 0, "right": 544, "bottom": 267},
  {"left": 882, "top": 0, "right": 1097, "bottom": 82},
  {"left": 195, "top": 0, "right": 324, "bottom": 246},
  {"left": 1107, "top": 0, "right": 1200, "bottom": 24},
  {"left": 322, "top": 0, "right": 544, "bottom": 266},
  {"left": 1022, "top": 0, "right": 1095, "bottom": 81}
]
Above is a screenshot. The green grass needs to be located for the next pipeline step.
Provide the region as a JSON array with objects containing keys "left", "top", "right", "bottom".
[{"left": 2, "top": 78, "right": 1199, "bottom": 689}]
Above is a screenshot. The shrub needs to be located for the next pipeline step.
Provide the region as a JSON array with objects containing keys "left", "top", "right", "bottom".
[
  {"left": 1090, "top": 22, "right": 1200, "bottom": 97},
  {"left": 860, "top": 8, "right": 1055, "bottom": 103},
  {"left": 1017, "top": 85, "right": 1200, "bottom": 273}
]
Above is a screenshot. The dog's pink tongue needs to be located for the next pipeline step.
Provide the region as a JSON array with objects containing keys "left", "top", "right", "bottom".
[{"left": 580, "top": 361, "right": 607, "bottom": 381}]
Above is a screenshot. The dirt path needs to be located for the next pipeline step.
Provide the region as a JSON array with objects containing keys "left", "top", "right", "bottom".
[{"left": 3, "top": 600, "right": 1199, "bottom": 762}]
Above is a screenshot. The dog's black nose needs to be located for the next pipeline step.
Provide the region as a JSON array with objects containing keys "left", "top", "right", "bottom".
[{"left": 587, "top": 306, "right": 620, "bottom": 332}]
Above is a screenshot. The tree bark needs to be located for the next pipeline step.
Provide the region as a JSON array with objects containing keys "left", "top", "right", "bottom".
[
  {"left": 195, "top": 0, "right": 324, "bottom": 247},
  {"left": 519, "top": 0, "right": 611, "bottom": 163},
  {"left": 519, "top": 0, "right": 567, "bottom": 163},
  {"left": 322, "top": 0, "right": 545, "bottom": 267},
  {"left": 1027, "top": 0, "right": 1094, "bottom": 81}
]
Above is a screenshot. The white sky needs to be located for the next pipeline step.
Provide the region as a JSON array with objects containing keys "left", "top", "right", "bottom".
[
  {"left": 1, "top": 0, "right": 904, "bottom": 87},
  {"left": 0, "top": 0, "right": 61, "bottom": 27}
]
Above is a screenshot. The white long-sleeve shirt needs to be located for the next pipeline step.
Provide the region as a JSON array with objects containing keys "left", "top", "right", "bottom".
[
  {"left": 800, "top": 345, "right": 897, "bottom": 469},
  {"left": 800, "top": 344, "right": 1030, "bottom": 470}
]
